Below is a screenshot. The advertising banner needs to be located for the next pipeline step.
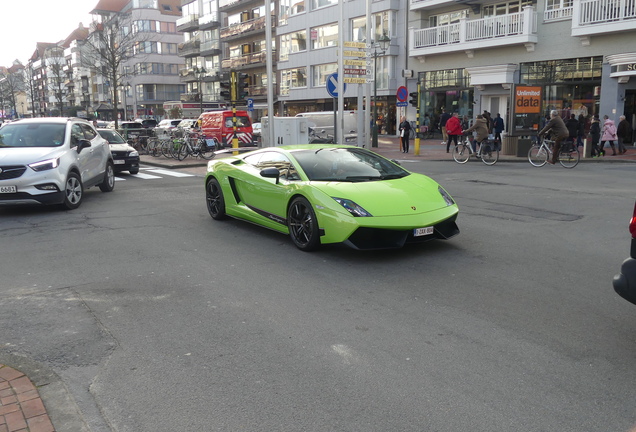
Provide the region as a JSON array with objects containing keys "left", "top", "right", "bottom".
[{"left": 512, "top": 85, "right": 542, "bottom": 136}]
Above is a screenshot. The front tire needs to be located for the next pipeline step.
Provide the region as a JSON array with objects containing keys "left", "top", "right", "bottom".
[
  {"left": 558, "top": 146, "right": 580, "bottom": 168},
  {"left": 206, "top": 178, "right": 226, "bottom": 220},
  {"left": 288, "top": 197, "right": 320, "bottom": 251},
  {"left": 528, "top": 145, "right": 547, "bottom": 167},
  {"left": 99, "top": 161, "right": 115, "bottom": 192},
  {"left": 480, "top": 143, "right": 499, "bottom": 165},
  {"left": 62, "top": 172, "right": 83, "bottom": 210},
  {"left": 453, "top": 144, "right": 470, "bottom": 164}
]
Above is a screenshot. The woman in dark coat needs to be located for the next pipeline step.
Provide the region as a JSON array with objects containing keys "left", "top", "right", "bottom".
[{"left": 589, "top": 115, "right": 601, "bottom": 157}]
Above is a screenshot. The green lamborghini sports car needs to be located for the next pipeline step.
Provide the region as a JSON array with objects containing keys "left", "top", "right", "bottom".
[{"left": 204, "top": 145, "right": 459, "bottom": 251}]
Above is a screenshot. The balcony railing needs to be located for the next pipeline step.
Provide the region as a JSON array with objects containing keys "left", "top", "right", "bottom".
[
  {"left": 410, "top": 0, "right": 456, "bottom": 11},
  {"left": 178, "top": 40, "right": 201, "bottom": 57},
  {"left": 544, "top": 6, "right": 573, "bottom": 21},
  {"left": 221, "top": 51, "right": 272, "bottom": 69},
  {"left": 410, "top": 7, "right": 537, "bottom": 59},
  {"left": 220, "top": 15, "right": 274, "bottom": 39},
  {"left": 572, "top": 0, "right": 636, "bottom": 36},
  {"left": 176, "top": 14, "right": 199, "bottom": 32}
]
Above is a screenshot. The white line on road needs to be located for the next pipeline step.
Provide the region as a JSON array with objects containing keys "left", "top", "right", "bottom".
[{"left": 146, "top": 169, "right": 195, "bottom": 177}]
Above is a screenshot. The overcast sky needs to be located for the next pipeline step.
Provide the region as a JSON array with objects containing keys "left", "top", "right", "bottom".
[{"left": 1, "top": 0, "right": 96, "bottom": 67}]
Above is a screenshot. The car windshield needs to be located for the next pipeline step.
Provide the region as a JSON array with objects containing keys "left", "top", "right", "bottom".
[
  {"left": 0, "top": 123, "right": 66, "bottom": 148},
  {"left": 98, "top": 130, "right": 126, "bottom": 144},
  {"left": 292, "top": 148, "right": 410, "bottom": 182}
]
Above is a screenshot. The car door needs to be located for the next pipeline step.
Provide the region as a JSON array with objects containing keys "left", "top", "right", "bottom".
[
  {"left": 71, "top": 123, "right": 94, "bottom": 182},
  {"left": 235, "top": 152, "right": 298, "bottom": 223},
  {"left": 81, "top": 123, "right": 108, "bottom": 181}
]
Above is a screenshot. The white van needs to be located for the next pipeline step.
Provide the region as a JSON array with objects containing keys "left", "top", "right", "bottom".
[{"left": 295, "top": 111, "right": 358, "bottom": 144}]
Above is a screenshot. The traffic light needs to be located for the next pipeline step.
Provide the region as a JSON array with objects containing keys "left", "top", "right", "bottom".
[
  {"left": 236, "top": 73, "right": 249, "bottom": 100},
  {"left": 409, "top": 92, "right": 419, "bottom": 108},
  {"left": 219, "top": 72, "right": 231, "bottom": 101}
]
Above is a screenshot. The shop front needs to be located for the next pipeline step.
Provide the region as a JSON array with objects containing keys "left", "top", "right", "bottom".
[
  {"left": 417, "top": 68, "right": 473, "bottom": 133},
  {"left": 608, "top": 53, "right": 636, "bottom": 143}
]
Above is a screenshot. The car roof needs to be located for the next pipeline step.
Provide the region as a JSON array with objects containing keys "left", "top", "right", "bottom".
[{"left": 8, "top": 117, "right": 90, "bottom": 125}]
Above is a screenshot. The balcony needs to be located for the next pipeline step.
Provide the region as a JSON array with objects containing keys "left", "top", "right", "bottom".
[
  {"left": 410, "top": 7, "right": 537, "bottom": 60},
  {"left": 178, "top": 40, "right": 200, "bottom": 58},
  {"left": 200, "top": 40, "right": 221, "bottom": 57},
  {"left": 544, "top": 6, "right": 573, "bottom": 22},
  {"left": 220, "top": 15, "right": 274, "bottom": 40},
  {"left": 572, "top": 0, "right": 636, "bottom": 41},
  {"left": 176, "top": 14, "right": 199, "bottom": 32},
  {"left": 410, "top": 0, "right": 457, "bottom": 11},
  {"left": 221, "top": 51, "right": 272, "bottom": 69},
  {"left": 199, "top": 13, "right": 221, "bottom": 30}
]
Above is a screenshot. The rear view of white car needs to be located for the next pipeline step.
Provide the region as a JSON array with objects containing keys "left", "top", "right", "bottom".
[{"left": 0, "top": 117, "right": 115, "bottom": 210}]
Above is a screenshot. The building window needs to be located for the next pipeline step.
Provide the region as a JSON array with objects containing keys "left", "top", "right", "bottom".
[
  {"left": 279, "top": 0, "right": 305, "bottom": 25},
  {"left": 311, "top": 0, "right": 336, "bottom": 9},
  {"left": 279, "top": 31, "right": 307, "bottom": 61},
  {"left": 310, "top": 23, "right": 338, "bottom": 49},
  {"left": 544, "top": 0, "right": 573, "bottom": 21},
  {"left": 352, "top": 12, "right": 393, "bottom": 41},
  {"left": 483, "top": 0, "right": 534, "bottom": 17},
  {"left": 280, "top": 67, "right": 307, "bottom": 95},
  {"left": 312, "top": 63, "right": 337, "bottom": 87}
]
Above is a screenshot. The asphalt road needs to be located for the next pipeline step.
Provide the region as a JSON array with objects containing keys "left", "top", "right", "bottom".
[{"left": 1, "top": 160, "right": 636, "bottom": 432}]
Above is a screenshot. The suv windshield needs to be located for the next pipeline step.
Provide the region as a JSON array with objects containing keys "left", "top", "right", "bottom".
[
  {"left": 0, "top": 123, "right": 67, "bottom": 148},
  {"left": 292, "top": 148, "right": 410, "bottom": 182}
]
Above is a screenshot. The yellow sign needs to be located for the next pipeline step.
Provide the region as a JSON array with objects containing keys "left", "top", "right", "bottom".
[
  {"left": 344, "top": 41, "right": 367, "bottom": 49},
  {"left": 344, "top": 59, "right": 367, "bottom": 66},
  {"left": 344, "top": 50, "right": 366, "bottom": 57},
  {"left": 343, "top": 77, "right": 368, "bottom": 84}
]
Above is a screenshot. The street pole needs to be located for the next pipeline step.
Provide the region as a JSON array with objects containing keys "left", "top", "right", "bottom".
[{"left": 372, "top": 51, "right": 379, "bottom": 148}]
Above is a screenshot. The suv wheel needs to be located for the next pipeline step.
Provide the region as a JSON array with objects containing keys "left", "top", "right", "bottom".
[
  {"left": 99, "top": 161, "right": 115, "bottom": 192},
  {"left": 62, "top": 172, "right": 83, "bottom": 210}
]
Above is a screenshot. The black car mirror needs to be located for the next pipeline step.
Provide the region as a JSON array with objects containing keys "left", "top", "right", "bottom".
[
  {"left": 260, "top": 167, "right": 280, "bottom": 184},
  {"left": 77, "top": 139, "right": 92, "bottom": 153}
]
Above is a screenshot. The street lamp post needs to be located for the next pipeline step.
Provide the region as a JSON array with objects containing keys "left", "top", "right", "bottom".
[
  {"left": 193, "top": 66, "right": 207, "bottom": 115},
  {"left": 372, "top": 33, "right": 391, "bottom": 148}
]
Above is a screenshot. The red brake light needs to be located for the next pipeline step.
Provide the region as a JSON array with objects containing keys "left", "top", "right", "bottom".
[{"left": 630, "top": 202, "right": 636, "bottom": 238}]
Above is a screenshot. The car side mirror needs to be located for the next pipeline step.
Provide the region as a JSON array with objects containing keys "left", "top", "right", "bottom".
[
  {"left": 260, "top": 167, "right": 280, "bottom": 184},
  {"left": 77, "top": 139, "right": 92, "bottom": 153}
]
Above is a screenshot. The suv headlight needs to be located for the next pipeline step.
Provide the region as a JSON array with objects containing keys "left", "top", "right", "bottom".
[{"left": 29, "top": 158, "right": 60, "bottom": 172}]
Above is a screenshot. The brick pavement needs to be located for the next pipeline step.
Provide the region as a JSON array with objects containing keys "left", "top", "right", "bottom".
[{"left": 0, "top": 365, "right": 54, "bottom": 432}]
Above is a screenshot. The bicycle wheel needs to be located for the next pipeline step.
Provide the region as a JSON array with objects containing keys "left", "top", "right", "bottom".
[
  {"left": 176, "top": 141, "right": 190, "bottom": 161},
  {"left": 452, "top": 144, "right": 470, "bottom": 164},
  {"left": 160, "top": 139, "right": 172, "bottom": 158},
  {"left": 480, "top": 143, "right": 499, "bottom": 166},
  {"left": 147, "top": 138, "right": 159, "bottom": 157},
  {"left": 528, "top": 145, "right": 548, "bottom": 167},
  {"left": 558, "top": 146, "right": 580, "bottom": 168},
  {"left": 170, "top": 140, "right": 182, "bottom": 159},
  {"left": 199, "top": 139, "right": 215, "bottom": 160}
]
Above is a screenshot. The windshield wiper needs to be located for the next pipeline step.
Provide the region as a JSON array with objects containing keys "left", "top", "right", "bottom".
[{"left": 345, "top": 176, "right": 382, "bottom": 182}]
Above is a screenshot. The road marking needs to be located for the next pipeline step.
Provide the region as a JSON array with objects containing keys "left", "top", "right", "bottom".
[
  {"left": 146, "top": 168, "right": 195, "bottom": 177},
  {"left": 130, "top": 172, "right": 163, "bottom": 179}
]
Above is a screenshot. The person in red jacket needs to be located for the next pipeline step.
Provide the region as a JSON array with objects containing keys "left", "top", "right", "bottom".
[{"left": 445, "top": 112, "right": 463, "bottom": 153}]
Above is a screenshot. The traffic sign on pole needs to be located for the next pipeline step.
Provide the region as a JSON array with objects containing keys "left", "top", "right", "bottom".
[
  {"left": 396, "top": 86, "right": 408, "bottom": 102},
  {"left": 326, "top": 73, "right": 347, "bottom": 98}
]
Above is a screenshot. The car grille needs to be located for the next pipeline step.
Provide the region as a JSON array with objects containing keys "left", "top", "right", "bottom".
[
  {"left": 0, "top": 165, "right": 27, "bottom": 180},
  {"left": 111, "top": 150, "right": 129, "bottom": 158}
]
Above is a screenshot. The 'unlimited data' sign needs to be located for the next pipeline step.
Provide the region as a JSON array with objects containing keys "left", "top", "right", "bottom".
[{"left": 512, "top": 85, "right": 543, "bottom": 135}]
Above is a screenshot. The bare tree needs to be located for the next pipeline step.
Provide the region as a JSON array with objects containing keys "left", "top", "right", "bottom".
[
  {"left": 81, "top": 11, "right": 150, "bottom": 129},
  {"left": 0, "top": 68, "right": 23, "bottom": 119},
  {"left": 47, "top": 57, "right": 67, "bottom": 116}
]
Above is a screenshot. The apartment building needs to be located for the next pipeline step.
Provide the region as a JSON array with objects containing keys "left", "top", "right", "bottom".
[
  {"left": 91, "top": 0, "right": 185, "bottom": 120},
  {"left": 408, "top": 0, "right": 636, "bottom": 143},
  {"left": 178, "top": 0, "right": 225, "bottom": 114},
  {"left": 277, "top": 0, "right": 410, "bottom": 136}
]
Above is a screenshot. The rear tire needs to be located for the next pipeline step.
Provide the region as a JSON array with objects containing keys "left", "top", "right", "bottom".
[
  {"left": 480, "top": 143, "right": 499, "bottom": 165},
  {"left": 99, "top": 161, "right": 115, "bottom": 192}
]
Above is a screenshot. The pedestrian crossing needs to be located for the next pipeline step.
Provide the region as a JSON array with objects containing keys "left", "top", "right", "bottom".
[{"left": 114, "top": 166, "right": 196, "bottom": 181}]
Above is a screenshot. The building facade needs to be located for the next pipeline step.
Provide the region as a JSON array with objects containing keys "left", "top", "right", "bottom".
[{"left": 408, "top": 0, "right": 636, "bottom": 143}]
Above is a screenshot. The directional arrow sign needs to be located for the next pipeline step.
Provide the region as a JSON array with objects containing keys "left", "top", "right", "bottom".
[{"left": 326, "top": 73, "right": 346, "bottom": 97}]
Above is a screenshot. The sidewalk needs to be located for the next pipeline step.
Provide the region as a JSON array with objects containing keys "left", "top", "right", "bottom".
[{"left": 139, "top": 136, "right": 636, "bottom": 169}]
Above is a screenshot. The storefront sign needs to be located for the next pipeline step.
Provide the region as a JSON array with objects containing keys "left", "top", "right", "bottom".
[
  {"left": 511, "top": 85, "right": 543, "bottom": 136},
  {"left": 611, "top": 63, "right": 636, "bottom": 73}
]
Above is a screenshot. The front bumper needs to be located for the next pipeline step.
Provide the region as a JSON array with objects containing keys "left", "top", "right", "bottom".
[{"left": 113, "top": 157, "right": 140, "bottom": 172}]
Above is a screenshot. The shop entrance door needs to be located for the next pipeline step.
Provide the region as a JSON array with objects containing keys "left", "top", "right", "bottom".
[{"left": 624, "top": 90, "right": 635, "bottom": 144}]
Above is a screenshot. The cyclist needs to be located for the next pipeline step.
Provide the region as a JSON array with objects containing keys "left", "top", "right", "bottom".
[
  {"left": 538, "top": 110, "right": 569, "bottom": 165},
  {"left": 462, "top": 114, "right": 489, "bottom": 154}
]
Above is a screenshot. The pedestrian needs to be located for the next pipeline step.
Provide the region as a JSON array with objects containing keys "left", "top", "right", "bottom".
[
  {"left": 565, "top": 114, "right": 579, "bottom": 149},
  {"left": 589, "top": 115, "right": 601, "bottom": 157},
  {"left": 483, "top": 110, "right": 492, "bottom": 133},
  {"left": 445, "top": 112, "right": 462, "bottom": 153},
  {"left": 577, "top": 114, "right": 586, "bottom": 148},
  {"left": 600, "top": 115, "right": 618, "bottom": 156},
  {"left": 492, "top": 113, "right": 504, "bottom": 142},
  {"left": 439, "top": 108, "right": 451, "bottom": 145},
  {"left": 462, "top": 114, "right": 489, "bottom": 153},
  {"left": 538, "top": 110, "right": 569, "bottom": 165},
  {"left": 617, "top": 115, "right": 630, "bottom": 155},
  {"left": 398, "top": 116, "right": 412, "bottom": 153}
]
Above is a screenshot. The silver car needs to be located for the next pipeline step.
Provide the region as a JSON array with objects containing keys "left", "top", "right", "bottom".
[{"left": 0, "top": 117, "right": 115, "bottom": 209}]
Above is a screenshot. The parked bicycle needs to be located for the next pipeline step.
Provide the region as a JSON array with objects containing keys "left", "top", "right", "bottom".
[
  {"left": 528, "top": 137, "right": 579, "bottom": 168},
  {"left": 175, "top": 132, "right": 218, "bottom": 161},
  {"left": 452, "top": 135, "right": 499, "bottom": 165}
]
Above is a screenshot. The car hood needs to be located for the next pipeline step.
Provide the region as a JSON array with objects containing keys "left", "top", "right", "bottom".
[
  {"left": 311, "top": 174, "right": 452, "bottom": 216},
  {"left": 0, "top": 147, "right": 65, "bottom": 164},
  {"left": 109, "top": 143, "right": 136, "bottom": 152}
]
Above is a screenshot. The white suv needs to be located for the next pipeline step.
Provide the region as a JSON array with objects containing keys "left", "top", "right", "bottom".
[{"left": 0, "top": 117, "right": 115, "bottom": 209}]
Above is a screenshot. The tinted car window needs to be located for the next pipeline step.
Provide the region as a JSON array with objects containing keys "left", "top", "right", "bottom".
[
  {"left": 81, "top": 124, "right": 98, "bottom": 140},
  {"left": 97, "top": 129, "right": 126, "bottom": 144},
  {"left": 224, "top": 116, "right": 250, "bottom": 128}
]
